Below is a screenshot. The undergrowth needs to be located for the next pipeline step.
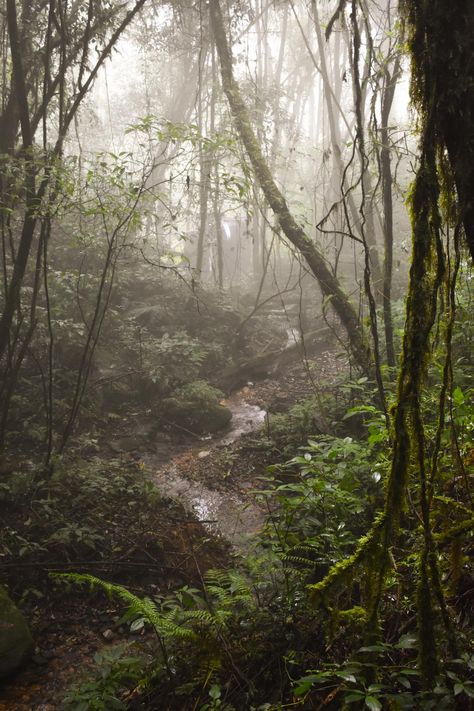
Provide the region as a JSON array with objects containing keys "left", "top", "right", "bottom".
[{"left": 56, "top": 343, "right": 474, "bottom": 709}]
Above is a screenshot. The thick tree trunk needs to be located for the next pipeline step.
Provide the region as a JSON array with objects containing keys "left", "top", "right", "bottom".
[
  {"left": 404, "top": 0, "right": 474, "bottom": 263},
  {"left": 210, "top": 0, "right": 370, "bottom": 373}
]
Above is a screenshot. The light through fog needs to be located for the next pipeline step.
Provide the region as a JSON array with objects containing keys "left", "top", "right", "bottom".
[{"left": 78, "top": 1, "right": 413, "bottom": 296}]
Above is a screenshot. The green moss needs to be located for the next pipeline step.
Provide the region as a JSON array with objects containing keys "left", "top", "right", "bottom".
[
  {"left": 0, "top": 586, "right": 34, "bottom": 678},
  {"left": 417, "top": 554, "right": 438, "bottom": 688}
]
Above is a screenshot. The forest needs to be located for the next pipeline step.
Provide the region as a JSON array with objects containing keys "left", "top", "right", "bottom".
[{"left": 0, "top": 0, "right": 473, "bottom": 709}]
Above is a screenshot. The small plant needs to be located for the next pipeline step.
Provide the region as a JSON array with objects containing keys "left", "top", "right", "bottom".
[
  {"left": 173, "top": 380, "right": 225, "bottom": 406},
  {"left": 62, "top": 642, "right": 146, "bottom": 711},
  {"left": 266, "top": 398, "right": 327, "bottom": 453}
]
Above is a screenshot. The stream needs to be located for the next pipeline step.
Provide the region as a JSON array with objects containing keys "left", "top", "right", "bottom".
[
  {"left": 139, "top": 329, "right": 306, "bottom": 548},
  {"left": 146, "top": 390, "right": 268, "bottom": 549},
  {"left": 144, "top": 330, "right": 304, "bottom": 547}
]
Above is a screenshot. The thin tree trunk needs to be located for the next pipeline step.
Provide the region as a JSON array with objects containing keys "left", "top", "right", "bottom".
[
  {"left": 210, "top": 42, "right": 224, "bottom": 289},
  {"left": 212, "top": 167, "right": 224, "bottom": 289},
  {"left": 0, "top": 0, "right": 148, "bottom": 363},
  {"left": 311, "top": 0, "right": 382, "bottom": 288},
  {"left": 380, "top": 55, "right": 401, "bottom": 368},
  {"left": 195, "top": 26, "right": 209, "bottom": 279}
]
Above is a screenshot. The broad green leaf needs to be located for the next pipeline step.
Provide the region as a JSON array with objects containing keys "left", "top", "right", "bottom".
[{"left": 365, "top": 696, "right": 382, "bottom": 711}]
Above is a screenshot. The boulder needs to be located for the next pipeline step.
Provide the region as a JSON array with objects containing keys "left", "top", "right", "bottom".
[
  {"left": 163, "top": 399, "right": 232, "bottom": 435},
  {"left": 0, "top": 586, "right": 34, "bottom": 678}
]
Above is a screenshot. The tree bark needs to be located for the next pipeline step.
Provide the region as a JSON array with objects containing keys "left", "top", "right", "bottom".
[
  {"left": 404, "top": 0, "right": 474, "bottom": 263},
  {"left": 210, "top": 0, "right": 369, "bottom": 373},
  {"left": 380, "top": 55, "right": 401, "bottom": 368}
]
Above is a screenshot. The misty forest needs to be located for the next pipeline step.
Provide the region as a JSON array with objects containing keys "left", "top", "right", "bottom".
[{"left": 0, "top": 0, "right": 473, "bottom": 708}]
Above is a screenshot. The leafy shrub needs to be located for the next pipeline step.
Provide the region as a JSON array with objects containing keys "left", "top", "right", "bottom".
[
  {"left": 258, "top": 435, "right": 385, "bottom": 562},
  {"left": 293, "top": 644, "right": 474, "bottom": 710},
  {"left": 266, "top": 398, "right": 327, "bottom": 454},
  {"left": 172, "top": 380, "right": 225, "bottom": 406},
  {"left": 62, "top": 643, "right": 147, "bottom": 711},
  {"left": 0, "top": 458, "right": 160, "bottom": 571}
]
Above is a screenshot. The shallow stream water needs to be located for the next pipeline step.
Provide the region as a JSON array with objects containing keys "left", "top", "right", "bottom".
[{"left": 149, "top": 390, "right": 267, "bottom": 549}]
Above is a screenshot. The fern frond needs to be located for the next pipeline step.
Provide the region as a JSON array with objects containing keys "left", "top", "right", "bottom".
[
  {"left": 283, "top": 555, "right": 315, "bottom": 567},
  {"left": 54, "top": 573, "right": 197, "bottom": 640}
]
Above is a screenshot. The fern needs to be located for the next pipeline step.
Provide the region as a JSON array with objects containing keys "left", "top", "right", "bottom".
[
  {"left": 283, "top": 554, "right": 315, "bottom": 568},
  {"left": 204, "top": 568, "right": 253, "bottom": 611},
  {"left": 54, "top": 573, "right": 197, "bottom": 640},
  {"left": 179, "top": 609, "right": 220, "bottom": 627}
]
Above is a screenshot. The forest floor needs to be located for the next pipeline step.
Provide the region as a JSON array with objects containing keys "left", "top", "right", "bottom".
[{"left": 0, "top": 346, "right": 347, "bottom": 710}]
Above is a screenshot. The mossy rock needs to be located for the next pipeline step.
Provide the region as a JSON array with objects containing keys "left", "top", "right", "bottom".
[
  {"left": 0, "top": 586, "right": 34, "bottom": 678},
  {"left": 163, "top": 399, "right": 232, "bottom": 434}
]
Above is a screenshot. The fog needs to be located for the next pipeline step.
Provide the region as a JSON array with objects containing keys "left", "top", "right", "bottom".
[
  {"left": 4, "top": 2, "right": 471, "bottom": 708},
  {"left": 75, "top": 0, "right": 413, "bottom": 304}
]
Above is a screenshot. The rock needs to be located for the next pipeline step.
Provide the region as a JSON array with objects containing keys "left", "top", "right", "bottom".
[
  {"left": 32, "top": 653, "right": 49, "bottom": 665},
  {"left": 0, "top": 586, "right": 34, "bottom": 678},
  {"left": 109, "top": 434, "right": 146, "bottom": 452},
  {"left": 102, "top": 629, "right": 114, "bottom": 640},
  {"left": 198, "top": 450, "right": 211, "bottom": 459},
  {"left": 163, "top": 399, "right": 232, "bottom": 435}
]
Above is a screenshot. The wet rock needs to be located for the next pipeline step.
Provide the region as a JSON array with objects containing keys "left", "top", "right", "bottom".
[
  {"left": 109, "top": 434, "right": 146, "bottom": 452},
  {"left": 0, "top": 586, "right": 34, "bottom": 678},
  {"left": 163, "top": 399, "right": 232, "bottom": 435}
]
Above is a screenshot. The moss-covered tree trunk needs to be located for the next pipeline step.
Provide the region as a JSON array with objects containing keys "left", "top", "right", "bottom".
[
  {"left": 403, "top": 0, "right": 474, "bottom": 263},
  {"left": 209, "top": 0, "right": 370, "bottom": 373}
]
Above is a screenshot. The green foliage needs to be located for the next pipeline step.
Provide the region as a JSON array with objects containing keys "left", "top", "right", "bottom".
[
  {"left": 55, "top": 573, "right": 215, "bottom": 641},
  {"left": 265, "top": 399, "right": 328, "bottom": 454},
  {"left": 54, "top": 567, "right": 258, "bottom": 707},
  {"left": 173, "top": 380, "right": 224, "bottom": 407},
  {"left": 125, "top": 116, "right": 252, "bottom": 208},
  {"left": 37, "top": 371, "right": 474, "bottom": 708},
  {"left": 293, "top": 645, "right": 474, "bottom": 710},
  {"left": 257, "top": 435, "right": 385, "bottom": 574},
  {"left": 1, "top": 458, "right": 160, "bottom": 566},
  {"left": 62, "top": 643, "right": 146, "bottom": 711}
]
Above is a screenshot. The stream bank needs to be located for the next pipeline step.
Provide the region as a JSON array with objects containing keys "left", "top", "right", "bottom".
[{"left": 147, "top": 391, "right": 267, "bottom": 549}]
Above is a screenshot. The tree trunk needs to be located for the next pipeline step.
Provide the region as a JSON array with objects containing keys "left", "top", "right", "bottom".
[
  {"left": 380, "top": 55, "right": 401, "bottom": 368},
  {"left": 311, "top": 0, "right": 382, "bottom": 289},
  {"left": 404, "top": 0, "right": 474, "bottom": 263},
  {"left": 210, "top": 0, "right": 369, "bottom": 373}
]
